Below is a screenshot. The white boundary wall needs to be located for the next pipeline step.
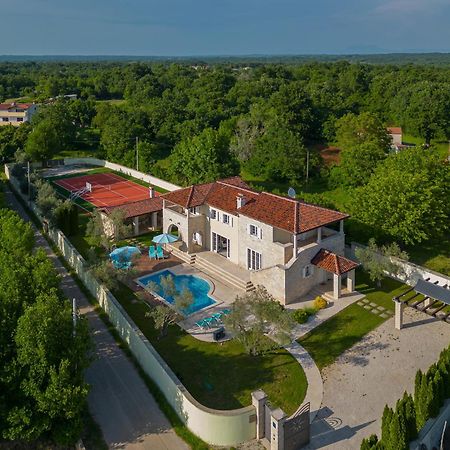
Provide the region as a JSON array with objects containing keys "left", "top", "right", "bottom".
[
  {"left": 4, "top": 166, "right": 256, "bottom": 447},
  {"left": 63, "top": 157, "right": 181, "bottom": 192},
  {"left": 347, "top": 242, "right": 450, "bottom": 287},
  {"left": 410, "top": 400, "right": 450, "bottom": 450}
]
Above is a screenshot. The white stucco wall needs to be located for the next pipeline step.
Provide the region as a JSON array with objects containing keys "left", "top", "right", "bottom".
[
  {"left": 5, "top": 170, "right": 257, "bottom": 447},
  {"left": 63, "top": 158, "right": 181, "bottom": 192}
]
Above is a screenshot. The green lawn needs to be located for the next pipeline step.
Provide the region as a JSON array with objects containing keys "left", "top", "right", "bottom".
[
  {"left": 300, "top": 272, "right": 408, "bottom": 370},
  {"left": 402, "top": 133, "right": 449, "bottom": 159},
  {"left": 113, "top": 282, "right": 307, "bottom": 415}
]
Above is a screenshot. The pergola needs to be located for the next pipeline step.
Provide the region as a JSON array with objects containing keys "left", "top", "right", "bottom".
[{"left": 393, "top": 279, "right": 450, "bottom": 330}]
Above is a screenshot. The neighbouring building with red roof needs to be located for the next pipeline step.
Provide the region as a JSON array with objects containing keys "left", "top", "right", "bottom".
[
  {"left": 0, "top": 102, "right": 37, "bottom": 126},
  {"left": 387, "top": 126, "right": 403, "bottom": 147},
  {"left": 162, "top": 177, "right": 359, "bottom": 304}
]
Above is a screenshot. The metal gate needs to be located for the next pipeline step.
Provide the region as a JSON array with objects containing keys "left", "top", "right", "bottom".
[{"left": 284, "top": 402, "right": 310, "bottom": 450}]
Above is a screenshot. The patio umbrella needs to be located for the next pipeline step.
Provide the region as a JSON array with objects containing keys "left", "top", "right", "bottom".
[
  {"left": 109, "top": 246, "right": 141, "bottom": 261},
  {"left": 152, "top": 233, "right": 179, "bottom": 245}
]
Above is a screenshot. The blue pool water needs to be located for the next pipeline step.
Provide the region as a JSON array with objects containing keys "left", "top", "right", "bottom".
[{"left": 138, "top": 270, "right": 216, "bottom": 315}]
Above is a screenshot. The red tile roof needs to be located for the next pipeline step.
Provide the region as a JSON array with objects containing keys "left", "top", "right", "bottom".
[
  {"left": 387, "top": 127, "right": 402, "bottom": 134},
  {"left": 0, "top": 103, "right": 34, "bottom": 111},
  {"left": 100, "top": 197, "right": 163, "bottom": 219},
  {"left": 163, "top": 177, "right": 349, "bottom": 234},
  {"left": 311, "top": 249, "right": 359, "bottom": 275}
]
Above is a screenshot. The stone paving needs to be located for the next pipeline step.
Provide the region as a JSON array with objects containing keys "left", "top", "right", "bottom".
[
  {"left": 356, "top": 299, "right": 394, "bottom": 318},
  {"left": 305, "top": 308, "right": 450, "bottom": 450}
]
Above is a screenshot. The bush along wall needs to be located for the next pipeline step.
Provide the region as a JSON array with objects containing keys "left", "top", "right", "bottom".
[{"left": 361, "top": 345, "right": 450, "bottom": 450}]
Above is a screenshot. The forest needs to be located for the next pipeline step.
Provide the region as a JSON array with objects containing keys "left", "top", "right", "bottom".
[{"left": 1, "top": 60, "right": 449, "bottom": 272}]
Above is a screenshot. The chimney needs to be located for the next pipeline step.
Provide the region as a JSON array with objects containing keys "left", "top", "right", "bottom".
[
  {"left": 149, "top": 187, "right": 154, "bottom": 198},
  {"left": 236, "top": 194, "right": 246, "bottom": 209}
]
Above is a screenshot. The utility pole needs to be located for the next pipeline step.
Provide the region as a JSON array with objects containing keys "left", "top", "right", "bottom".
[
  {"left": 305, "top": 149, "right": 310, "bottom": 183},
  {"left": 72, "top": 298, "right": 77, "bottom": 337},
  {"left": 136, "top": 136, "right": 139, "bottom": 171},
  {"left": 27, "top": 160, "right": 31, "bottom": 203}
]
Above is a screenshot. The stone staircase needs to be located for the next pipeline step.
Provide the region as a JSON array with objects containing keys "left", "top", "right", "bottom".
[
  {"left": 169, "top": 245, "right": 196, "bottom": 264},
  {"left": 194, "top": 253, "right": 255, "bottom": 292},
  {"left": 303, "top": 285, "right": 335, "bottom": 303}
]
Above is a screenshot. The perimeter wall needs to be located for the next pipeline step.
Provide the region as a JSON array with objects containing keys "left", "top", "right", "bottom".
[
  {"left": 4, "top": 166, "right": 256, "bottom": 447},
  {"left": 63, "top": 157, "right": 181, "bottom": 192}
]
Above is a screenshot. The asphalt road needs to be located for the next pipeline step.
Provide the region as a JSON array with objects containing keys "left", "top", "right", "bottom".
[{"left": 4, "top": 185, "right": 189, "bottom": 450}]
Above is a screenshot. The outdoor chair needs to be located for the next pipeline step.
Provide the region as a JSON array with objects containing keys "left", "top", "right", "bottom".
[
  {"left": 156, "top": 246, "right": 167, "bottom": 259},
  {"left": 148, "top": 246, "right": 157, "bottom": 259}
]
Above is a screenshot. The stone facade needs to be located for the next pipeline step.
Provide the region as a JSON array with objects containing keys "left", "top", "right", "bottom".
[{"left": 163, "top": 198, "right": 347, "bottom": 304}]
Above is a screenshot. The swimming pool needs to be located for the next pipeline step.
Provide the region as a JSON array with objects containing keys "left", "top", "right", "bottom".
[{"left": 137, "top": 270, "right": 216, "bottom": 315}]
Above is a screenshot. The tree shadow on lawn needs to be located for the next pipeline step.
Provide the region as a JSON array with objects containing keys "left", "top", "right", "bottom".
[
  {"left": 154, "top": 329, "right": 307, "bottom": 414},
  {"left": 300, "top": 304, "right": 386, "bottom": 369}
]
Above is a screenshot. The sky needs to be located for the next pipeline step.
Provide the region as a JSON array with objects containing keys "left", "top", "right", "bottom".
[{"left": 1, "top": 0, "right": 450, "bottom": 55}]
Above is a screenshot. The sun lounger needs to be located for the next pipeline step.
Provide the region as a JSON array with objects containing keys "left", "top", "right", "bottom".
[
  {"left": 148, "top": 246, "right": 157, "bottom": 259},
  {"left": 211, "top": 313, "right": 223, "bottom": 323},
  {"left": 220, "top": 308, "right": 231, "bottom": 315},
  {"left": 195, "top": 319, "right": 210, "bottom": 329}
]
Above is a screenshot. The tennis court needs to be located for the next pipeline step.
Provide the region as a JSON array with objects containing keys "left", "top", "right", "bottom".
[{"left": 53, "top": 172, "right": 158, "bottom": 208}]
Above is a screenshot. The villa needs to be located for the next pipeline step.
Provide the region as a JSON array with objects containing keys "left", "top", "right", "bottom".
[
  {"left": 162, "top": 177, "right": 358, "bottom": 304},
  {"left": 0, "top": 102, "right": 37, "bottom": 126}
]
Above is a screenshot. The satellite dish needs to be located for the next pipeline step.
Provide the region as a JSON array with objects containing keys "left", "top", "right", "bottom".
[{"left": 288, "top": 187, "right": 296, "bottom": 199}]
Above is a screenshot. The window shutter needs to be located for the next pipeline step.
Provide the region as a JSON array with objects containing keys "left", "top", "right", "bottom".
[
  {"left": 258, "top": 227, "right": 263, "bottom": 239},
  {"left": 247, "top": 224, "right": 251, "bottom": 234}
]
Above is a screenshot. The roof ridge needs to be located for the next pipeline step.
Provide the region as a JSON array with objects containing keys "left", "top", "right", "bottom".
[
  {"left": 185, "top": 185, "right": 195, "bottom": 208},
  {"left": 216, "top": 180, "right": 259, "bottom": 195},
  {"left": 261, "top": 191, "right": 299, "bottom": 203}
]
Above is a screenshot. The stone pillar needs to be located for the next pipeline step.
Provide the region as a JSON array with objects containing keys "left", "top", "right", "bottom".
[
  {"left": 270, "top": 408, "right": 287, "bottom": 450},
  {"left": 394, "top": 299, "right": 405, "bottom": 330},
  {"left": 423, "top": 298, "right": 431, "bottom": 308},
  {"left": 339, "top": 220, "right": 344, "bottom": 234},
  {"left": 347, "top": 269, "right": 355, "bottom": 292},
  {"left": 317, "top": 227, "right": 322, "bottom": 243},
  {"left": 151, "top": 212, "right": 158, "bottom": 229},
  {"left": 293, "top": 234, "right": 298, "bottom": 256},
  {"left": 134, "top": 216, "right": 139, "bottom": 236},
  {"left": 333, "top": 274, "right": 341, "bottom": 300},
  {"left": 251, "top": 390, "right": 268, "bottom": 440}
]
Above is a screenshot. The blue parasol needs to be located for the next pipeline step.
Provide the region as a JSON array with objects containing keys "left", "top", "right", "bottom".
[{"left": 152, "top": 233, "right": 179, "bottom": 244}]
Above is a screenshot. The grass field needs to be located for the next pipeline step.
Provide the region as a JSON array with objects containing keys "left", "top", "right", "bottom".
[
  {"left": 300, "top": 272, "right": 407, "bottom": 369},
  {"left": 112, "top": 282, "right": 307, "bottom": 415}
]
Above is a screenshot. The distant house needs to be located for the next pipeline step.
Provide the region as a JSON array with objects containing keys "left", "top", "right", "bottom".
[
  {"left": 387, "top": 127, "right": 403, "bottom": 147},
  {"left": 0, "top": 102, "right": 37, "bottom": 126}
]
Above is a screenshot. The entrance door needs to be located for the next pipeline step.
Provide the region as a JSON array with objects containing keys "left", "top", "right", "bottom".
[{"left": 212, "top": 232, "right": 230, "bottom": 258}]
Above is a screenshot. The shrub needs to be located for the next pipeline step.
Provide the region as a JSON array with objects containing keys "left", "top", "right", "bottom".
[
  {"left": 360, "top": 434, "right": 379, "bottom": 450},
  {"left": 313, "top": 296, "right": 327, "bottom": 310},
  {"left": 293, "top": 308, "right": 312, "bottom": 324}
]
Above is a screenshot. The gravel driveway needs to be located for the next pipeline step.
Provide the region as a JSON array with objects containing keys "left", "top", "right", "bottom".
[{"left": 307, "top": 307, "right": 450, "bottom": 449}]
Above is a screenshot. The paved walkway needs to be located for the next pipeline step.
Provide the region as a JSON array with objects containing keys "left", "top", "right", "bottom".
[
  {"left": 4, "top": 186, "right": 188, "bottom": 450},
  {"left": 284, "top": 342, "right": 323, "bottom": 422},
  {"left": 305, "top": 308, "right": 450, "bottom": 450},
  {"left": 291, "top": 290, "right": 365, "bottom": 340}
]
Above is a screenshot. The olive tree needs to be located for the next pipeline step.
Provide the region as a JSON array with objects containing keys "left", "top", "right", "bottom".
[
  {"left": 145, "top": 275, "right": 194, "bottom": 338},
  {"left": 224, "top": 286, "right": 294, "bottom": 356}
]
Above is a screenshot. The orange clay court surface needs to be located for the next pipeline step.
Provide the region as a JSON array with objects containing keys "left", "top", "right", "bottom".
[{"left": 53, "top": 172, "right": 159, "bottom": 208}]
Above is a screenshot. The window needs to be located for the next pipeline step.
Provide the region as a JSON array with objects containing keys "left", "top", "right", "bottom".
[
  {"left": 210, "top": 209, "right": 217, "bottom": 220},
  {"left": 303, "top": 265, "right": 313, "bottom": 278},
  {"left": 189, "top": 206, "right": 200, "bottom": 215},
  {"left": 247, "top": 248, "right": 262, "bottom": 270},
  {"left": 16, "top": 117, "right": 23, "bottom": 122},
  {"left": 1, "top": 117, "right": 8, "bottom": 122},
  {"left": 248, "top": 224, "right": 262, "bottom": 239},
  {"left": 223, "top": 213, "right": 230, "bottom": 225}
]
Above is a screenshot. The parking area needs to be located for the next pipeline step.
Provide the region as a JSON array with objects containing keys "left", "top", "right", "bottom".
[{"left": 306, "top": 307, "right": 450, "bottom": 449}]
